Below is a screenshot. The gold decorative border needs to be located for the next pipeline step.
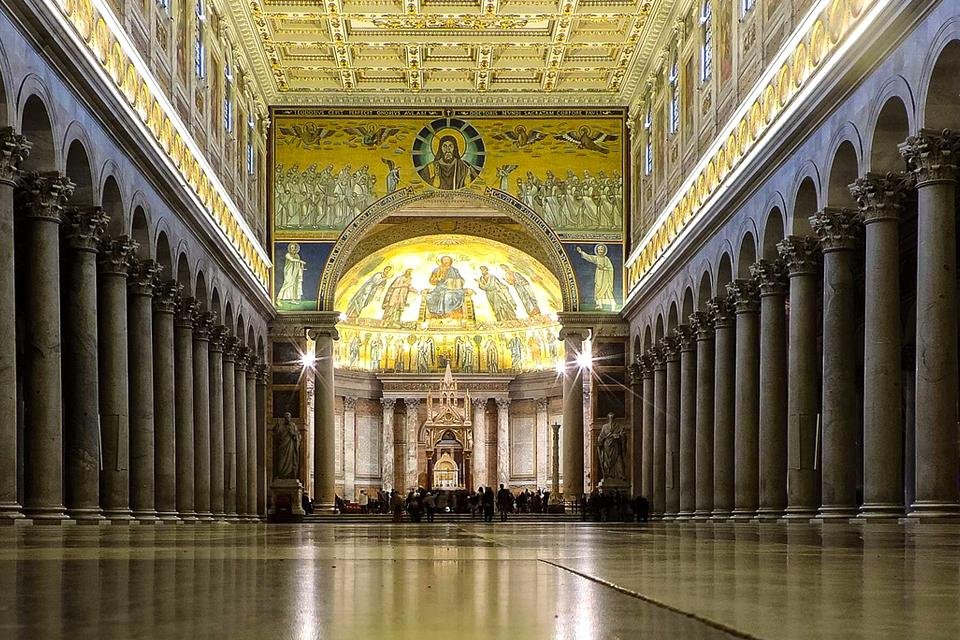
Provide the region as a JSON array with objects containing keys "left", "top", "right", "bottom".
[
  {"left": 54, "top": 0, "right": 271, "bottom": 288},
  {"left": 625, "top": 0, "right": 872, "bottom": 297}
]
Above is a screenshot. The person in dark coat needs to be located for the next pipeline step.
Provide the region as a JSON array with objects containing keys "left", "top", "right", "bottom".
[
  {"left": 482, "top": 486, "right": 495, "bottom": 522},
  {"left": 496, "top": 484, "right": 513, "bottom": 522}
]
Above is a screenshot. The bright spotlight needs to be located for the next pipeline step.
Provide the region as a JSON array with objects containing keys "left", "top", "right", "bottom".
[
  {"left": 575, "top": 351, "right": 592, "bottom": 369},
  {"left": 300, "top": 352, "right": 316, "bottom": 368},
  {"left": 338, "top": 312, "right": 348, "bottom": 322},
  {"left": 555, "top": 361, "right": 565, "bottom": 375}
]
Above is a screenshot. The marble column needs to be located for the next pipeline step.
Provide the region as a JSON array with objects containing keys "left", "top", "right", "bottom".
[
  {"left": 192, "top": 312, "right": 213, "bottom": 520},
  {"left": 811, "top": 207, "right": 861, "bottom": 519},
  {"left": 0, "top": 128, "right": 30, "bottom": 522},
  {"left": 256, "top": 364, "right": 268, "bottom": 518},
  {"left": 405, "top": 398, "right": 420, "bottom": 491},
  {"left": 234, "top": 347, "right": 249, "bottom": 518},
  {"left": 640, "top": 354, "right": 655, "bottom": 502},
  {"left": 560, "top": 327, "right": 588, "bottom": 501},
  {"left": 690, "top": 311, "right": 715, "bottom": 519},
  {"left": 471, "top": 398, "right": 487, "bottom": 488},
  {"left": 128, "top": 260, "right": 160, "bottom": 521},
  {"left": 16, "top": 172, "right": 74, "bottom": 521},
  {"left": 222, "top": 337, "right": 238, "bottom": 519},
  {"left": 709, "top": 296, "right": 736, "bottom": 520},
  {"left": 343, "top": 396, "right": 357, "bottom": 501},
  {"left": 728, "top": 278, "right": 760, "bottom": 520},
  {"left": 97, "top": 236, "right": 137, "bottom": 521},
  {"left": 777, "top": 236, "right": 820, "bottom": 519},
  {"left": 245, "top": 353, "right": 258, "bottom": 518},
  {"left": 536, "top": 398, "right": 549, "bottom": 490},
  {"left": 381, "top": 398, "right": 396, "bottom": 492},
  {"left": 310, "top": 323, "right": 339, "bottom": 509},
  {"left": 652, "top": 345, "right": 668, "bottom": 516},
  {"left": 551, "top": 422, "right": 561, "bottom": 500},
  {"left": 496, "top": 398, "right": 511, "bottom": 487},
  {"left": 174, "top": 297, "right": 198, "bottom": 521},
  {"left": 677, "top": 325, "right": 697, "bottom": 519},
  {"left": 628, "top": 363, "right": 643, "bottom": 497},
  {"left": 851, "top": 173, "right": 911, "bottom": 518},
  {"left": 664, "top": 334, "right": 681, "bottom": 519},
  {"left": 208, "top": 326, "right": 227, "bottom": 518},
  {"left": 62, "top": 207, "right": 108, "bottom": 522},
  {"left": 899, "top": 131, "right": 960, "bottom": 518},
  {"left": 752, "top": 259, "right": 789, "bottom": 520},
  {"left": 152, "top": 280, "right": 180, "bottom": 521}
]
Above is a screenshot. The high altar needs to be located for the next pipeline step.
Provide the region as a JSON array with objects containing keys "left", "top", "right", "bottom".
[{"left": 421, "top": 365, "right": 474, "bottom": 491}]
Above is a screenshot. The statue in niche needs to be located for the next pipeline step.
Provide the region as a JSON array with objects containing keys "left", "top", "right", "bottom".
[
  {"left": 276, "top": 243, "right": 306, "bottom": 304},
  {"left": 576, "top": 243, "right": 617, "bottom": 311},
  {"left": 596, "top": 413, "right": 627, "bottom": 484},
  {"left": 273, "top": 413, "right": 301, "bottom": 480}
]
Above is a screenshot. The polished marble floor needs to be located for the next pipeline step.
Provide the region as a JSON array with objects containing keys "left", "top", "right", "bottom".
[{"left": 1, "top": 521, "right": 958, "bottom": 639}]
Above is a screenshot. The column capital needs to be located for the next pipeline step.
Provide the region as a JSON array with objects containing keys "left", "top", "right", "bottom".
[
  {"left": 649, "top": 346, "right": 667, "bottom": 370},
  {"left": 235, "top": 346, "right": 252, "bottom": 372},
  {"left": 536, "top": 397, "right": 550, "bottom": 411},
  {"left": 223, "top": 336, "right": 241, "bottom": 363},
  {"left": 308, "top": 326, "right": 340, "bottom": 342},
  {"left": 98, "top": 236, "right": 139, "bottom": 277},
  {"left": 898, "top": 128, "right": 960, "bottom": 185},
  {"left": 777, "top": 235, "right": 820, "bottom": 276},
  {"left": 209, "top": 325, "right": 228, "bottom": 353},
  {"left": 849, "top": 171, "right": 915, "bottom": 224},
  {"left": 660, "top": 335, "right": 680, "bottom": 362},
  {"left": 496, "top": 397, "right": 511, "bottom": 410},
  {"left": 558, "top": 326, "right": 590, "bottom": 343},
  {"left": 63, "top": 206, "right": 109, "bottom": 252},
  {"left": 707, "top": 295, "right": 735, "bottom": 328},
  {"left": 256, "top": 364, "right": 269, "bottom": 385},
  {"left": 381, "top": 397, "right": 397, "bottom": 411},
  {"left": 628, "top": 362, "right": 642, "bottom": 386},
  {"left": 245, "top": 352, "right": 260, "bottom": 377},
  {"left": 676, "top": 325, "right": 696, "bottom": 352},
  {"left": 16, "top": 172, "right": 74, "bottom": 222},
  {"left": 810, "top": 207, "right": 861, "bottom": 252},
  {"left": 174, "top": 296, "right": 200, "bottom": 328},
  {"left": 153, "top": 280, "right": 181, "bottom": 313},
  {"left": 750, "top": 259, "right": 788, "bottom": 296},
  {"left": 128, "top": 259, "right": 162, "bottom": 295},
  {"left": 405, "top": 397, "right": 421, "bottom": 409},
  {"left": 343, "top": 396, "right": 358, "bottom": 411},
  {"left": 726, "top": 278, "right": 760, "bottom": 313},
  {"left": 471, "top": 397, "right": 487, "bottom": 410},
  {"left": 689, "top": 310, "right": 714, "bottom": 340},
  {"left": 638, "top": 353, "right": 655, "bottom": 377},
  {"left": 193, "top": 311, "right": 214, "bottom": 341},
  {"left": 0, "top": 127, "right": 31, "bottom": 186}
]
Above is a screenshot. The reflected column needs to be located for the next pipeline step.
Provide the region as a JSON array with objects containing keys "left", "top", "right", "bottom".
[
  {"left": 192, "top": 312, "right": 213, "bottom": 520},
  {"left": 898, "top": 131, "right": 960, "bottom": 518},
  {"left": 98, "top": 236, "right": 138, "bottom": 521},
  {"left": 152, "top": 280, "right": 180, "bottom": 521},
  {"left": 677, "top": 325, "right": 697, "bottom": 519},
  {"left": 728, "top": 278, "right": 760, "bottom": 520},
  {"left": 690, "top": 311, "right": 714, "bottom": 520},
  {"left": 128, "top": 260, "right": 159, "bottom": 521},
  {"left": 811, "top": 207, "right": 861, "bottom": 520},
  {"left": 381, "top": 398, "right": 396, "bottom": 492},
  {"left": 777, "top": 236, "right": 820, "bottom": 519},
  {"left": 0, "top": 128, "right": 29, "bottom": 522},
  {"left": 208, "top": 326, "right": 227, "bottom": 519},
  {"left": 752, "top": 259, "right": 788, "bottom": 520},
  {"left": 708, "top": 296, "right": 735, "bottom": 520},
  {"left": 16, "top": 172, "right": 73, "bottom": 521},
  {"left": 62, "top": 207, "right": 108, "bottom": 522}
]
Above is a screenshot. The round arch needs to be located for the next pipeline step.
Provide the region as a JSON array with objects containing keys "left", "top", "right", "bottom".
[{"left": 317, "top": 188, "right": 580, "bottom": 312}]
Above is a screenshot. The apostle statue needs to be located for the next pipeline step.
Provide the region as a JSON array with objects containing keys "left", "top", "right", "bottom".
[
  {"left": 346, "top": 265, "right": 393, "bottom": 318},
  {"left": 596, "top": 413, "right": 627, "bottom": 483},
  {"left": 477, "top": 266, "right": 518, "bottom": 322},
  {"left": 426, "top": 256, "right": 465, "bottom": 318},
  {"left": 273, "top": 412, "right": 301, "bottom": 480},
  {"left": 418, "top": 135, "right": 480, "bottom": 190},
  {"left": 576, "top": 244, "right": 617, "bottom": 311},
  {"left": 276, "top": 243, "right": 306, "bottom": 304}
]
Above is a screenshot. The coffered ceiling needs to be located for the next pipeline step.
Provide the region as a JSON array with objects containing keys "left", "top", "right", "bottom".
[{"left": 228, "top": 0, "right": 676, "bottom": 105}]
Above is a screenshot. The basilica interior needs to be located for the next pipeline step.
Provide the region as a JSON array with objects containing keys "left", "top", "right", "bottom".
[{"left": 3, "top": 0, "right": 960, "bottom": 638}]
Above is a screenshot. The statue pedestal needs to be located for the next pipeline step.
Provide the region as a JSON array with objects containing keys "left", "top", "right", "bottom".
[
  {"left": 268, "top": 479, "right": 306, "bottom": 523},
  {"left": 598, "top": 478, "right": 629, "bottom": 491}
]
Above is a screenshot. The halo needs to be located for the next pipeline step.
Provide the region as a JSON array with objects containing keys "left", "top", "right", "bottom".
[
  {"left": 431, "top": 128, "right": 468, "bottom": 157},
  {"left": 288, "top": 242, "right": 300, "bottom": 253}
]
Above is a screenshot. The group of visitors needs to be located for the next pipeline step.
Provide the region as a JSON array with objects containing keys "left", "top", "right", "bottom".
[
  {"left": 579, "top": 490, "right": 650, "bottom": 523},
  {"left": 338, "top": 486, "right": 557, "bottom": 522}
]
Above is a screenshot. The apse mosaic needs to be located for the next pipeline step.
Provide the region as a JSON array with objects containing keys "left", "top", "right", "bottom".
[{"left": 330, "top": 234, "right": 564, "bottom": 373}]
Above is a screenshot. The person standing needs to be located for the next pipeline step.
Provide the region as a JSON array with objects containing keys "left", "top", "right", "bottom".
[
  {"left": 358, "top": 490, "right": 369, "bottom": 514},
  {"left": 497, "top": 484, "right": 512, "bottom": 522},
  {"left": 482, "top": 487, "right": 495, "bottom": 522}
]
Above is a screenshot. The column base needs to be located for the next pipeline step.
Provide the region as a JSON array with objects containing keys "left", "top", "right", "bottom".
[
  {"left": 906, "top": 500, "right": 960, "bottom": 519},
  {"left": 710, "top": 510, "right": 732, "bottom": 521},
  {"left": 23, "top": 506, "right": 70, "bottom": 523},
  {"left": 102, "top": 509, "right": 134, "bottom": 522},
  {"left": 156, "top": 511, "right": 181, "bottom": 523},
  {"left": 857, "top": 504, "right": 904, "bottom": 519},
  {"left": 196, "top": 512, "right": 215, "bottom": 522},
  {"left": 729, "top": 509, "right": 757, "bottom": 521},
  {"left": 66, "top": 508, "right": 105, "bottom": 523},
  {"left": 0, "top": 502, "right": 24, "bottom": 521},
  {"left": 0, "top": 516, "right": 32, "bottom": 527},
  {"left": 814, "top": 505, "right": 858, "bottom": 521},
  {"left": 676, "top": 511, "right": 695, "bottom": 521},
  {"left": 780, "top": 507, "right": 818, "bottom": 520},
  {"left": 691, "top": 510, "right": 713, "bottom": 521},
  {"left": 178, "top": 513, "right": 199, "bottom": 523},
  {"left": 754, "top": 508, "right": 786, "bottom": 521},
  {"left": 224, "top": 514, "right": 242, "bottom": 522},
  {"left": 132, "top": 511, "right": 160, "bottom": 523}
]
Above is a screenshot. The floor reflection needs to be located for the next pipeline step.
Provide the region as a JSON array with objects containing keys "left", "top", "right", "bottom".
[{"left": 1, "top": 522, "right": 958, "bottom": 639}]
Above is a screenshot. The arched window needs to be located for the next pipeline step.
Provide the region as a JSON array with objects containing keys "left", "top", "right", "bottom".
[
  {"left": 194, "top": 0, "right": 206, "bottom": 79},
  {"left": 224, "top": 62, "right": 234, "bottom": 133},
  {"left": 700, "top": 1, "right": 713, "bottom": 83},
  {"left": 246, "top": 112, "right": 256, "bottom": 176},
  {"left": 643, "top": 101, "right": 654, "bottom": 176},
  {"left": 668, "top": 47, "right": 680, "bottom": 135}
]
